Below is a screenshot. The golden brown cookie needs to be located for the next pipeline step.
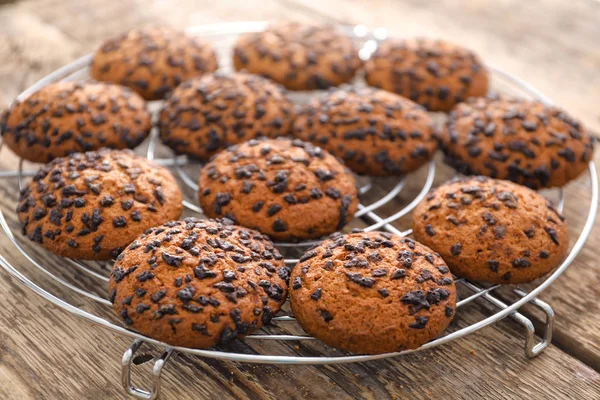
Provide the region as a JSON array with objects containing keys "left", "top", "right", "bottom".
[
  {"left": 293, "top": 87, "right": 438, "bottom": 176},
  {"left": 198, "top": 138, "right": 358, "bottom": 241},
  {"left": 109, "top": 218, "right": 289, "bottom": 348},
  {"left": 413, "top": 176, "right": 569, "bottom": 284},
  {"left": 159, "top": 72, "right": 294, "bottom": 160},
  {"left": 17, "top": 149, "right": 183, "bottom": 260},
  {"left": 233, "top": 22, "right": 361, "bottom": 90},
  {"left": 91, "top": 27, "right": 218, "bottom": 100},
  {"left": 364, "top": 38, "right": 489, "bottom": 112},
  {"left": 440, "top": 97, "right": 594, "bottom": 188},
  {"left": 0, "top": 82, "right": 151, "bottom": 163},
  {"left": 289, "top": 231, "right": 456, "bottom": 354}
]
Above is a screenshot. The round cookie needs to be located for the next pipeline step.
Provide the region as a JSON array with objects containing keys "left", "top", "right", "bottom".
[
  {"left": 289, "top": 231, "right": 456, "bottom": 354},
  {"left": 17, "top": 149, "right": 183, "bottom": 260},
  {"left": 412, "top": 176, "right": 569, "bottom": 284},
  {"left": 109, "top": 218, "right": 289, "bottom": 348},
  {"left": 294, "top": 87, "right": 438, "bottom": 176},
  {"left": 364, "top": 38, "right": 489, "bottom": 112},
  {"left": 159, "top": 72, "right": 294, "bottom": 160},
  {"left": 0, "top": 82, "right": 151, "bottom": 163},
  {"left": 198, "top": 138, "right": 358, "bottom": 241},
  {"left": 233, "top": 22, "right": 362, "bottom": 90},
  {"left": 91, "top": 27, "right": 218, "bottom": 100},
  {"left": 440, "top": 97, "right": 594, "bottom": 188}
]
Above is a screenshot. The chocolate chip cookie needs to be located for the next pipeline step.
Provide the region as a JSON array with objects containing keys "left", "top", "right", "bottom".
[
  {"left": 233, "top": 22, "right": 361, "bottom": 90},
  {"left": 159, "top": 72, "right": 294, "bottom": 160},
  {"left": 17, "top": 149, "right": 183, "bottom": 260},
  {"left": 91, "top": 27, "right": 218, "bottom": 100},
  {"left": 198, "top": 138, "right": 358, "bottom": 241},
  {"left": 440, "top": 97, "right": 594, "bottom": 188},
  {"left": 364, "top": 38, "right": 489, "bottom": 112},
  {"left": 289, "top": 231, "right": 456, "bottom": 354},
  {"left": 109, "top": 218, "right": 289, "bottom": 348},
  {"left": 413, "top": 176, "right": 569, "bottom": 284},
  {"left": 0, "top": 82, "right": 151, "bottom": 163},
  {"left": 293, "top": 87, "right": 438, "bottom": 176}
]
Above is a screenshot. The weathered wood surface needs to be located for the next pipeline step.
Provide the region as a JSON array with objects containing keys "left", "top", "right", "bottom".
[{"left": 0, "top": 0, "right": 599, "bottom": 399}]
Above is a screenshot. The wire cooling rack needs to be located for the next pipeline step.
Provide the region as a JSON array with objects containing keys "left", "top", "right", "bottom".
[{"left": 0, "top": 21, "right": 597, "bottom": 400}]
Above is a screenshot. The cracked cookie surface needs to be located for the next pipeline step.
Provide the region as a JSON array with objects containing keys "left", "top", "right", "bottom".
[
  {"left": 233, "top": 22, "right": 361, "bottom": 90},
  {"left": 198, "top": 137, "right": 358, "bottom": 241},
  {"left": 290, "top": 231, "right": 456, "bottom": 354},
  {"left": 17, "top": 148, "right": 182, "bottom": 260},
  {"left": 109, "top": 218, "right": 289, "bottom": 348},
  {"left": 364, "top": 38, "right": 488, "bottom": 112},
  {"left": 294, "top": 87, "right": 437, "bottom": 176},
  {"left": 159, "top": 72, "right": 294, "bottom": 160},
  {"left": 91, "top": 27, "right": 218, "bottom": 100},
  {"left": 0, "top": 82, "right": 151, "bottom": 163},
  {"left": 440, "top": 97, "right": 594, "bottom": 188},
  {"left": 412, "top": 176, "right": 569, "bottom": 284}
]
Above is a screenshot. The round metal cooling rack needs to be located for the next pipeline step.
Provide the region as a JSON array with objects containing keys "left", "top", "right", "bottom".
[{"left": 0, "top": 21, "right": 597, "bottom": 400}]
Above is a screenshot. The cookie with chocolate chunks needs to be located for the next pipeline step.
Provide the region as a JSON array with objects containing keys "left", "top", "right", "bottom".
[
  {"left": 233, "top": 22, "right": 361, "bottom": 91},
  {"left": 0, "top": 82, "right": 151, "bottom": 163},
  {"left": 198, "top": 137, "right": 358, "bottom": 241},
  {"left": 289, "top": 231, "right": 456, "bottom": 354},
  {"left": 16, "top": 149, "right": 182, "bottom": 260},
  {"left": 159, "top": 72, "right": 294, "bottom": 160},
  {"left": 91, "top": 27, "right": 218, "bottom": 100},
  {"left": 294, "top": 87, "right": 438, "bottom": 176},
  {"left": 440, "top": 97, "right": 594, "bottom": 188},
  {"left": 364, "top": 38, "right": 489, "bottom": 112},
  {"left": 109, "top": 218, "right": 289, "bottom": 348},
  {"left": 413, "top": 176, "right": 569, "bottom": 284}
]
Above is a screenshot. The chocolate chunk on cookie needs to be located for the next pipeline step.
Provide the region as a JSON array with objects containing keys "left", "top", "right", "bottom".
[
  {"left": 159, "top": 72, "right": 294, "bottom": 160},
  {"left": 0, "top": 82, "right": 151, "bottom": 163},
  {"left": 198, "top": 137, "right": 358, "bottom": 241},
  {"left": 290, "top": 231, "right": 456, "bottom": 354},
  {"left": 109, "top": 218, "right": 288, "bottom": 348},
  {"left": 440, "top": 97, "right": 594, "bottom": 188},
  {"left": 413, "top": 176, "right": 569, "bottom": 284},
  {"left": 365, "top": 38, "right": 489, "bottom": 112},
  {"left": 294, "top": 87, "right": 437, "bottom": 176},
  {"left": 91, "top": 27, "right": 218, "bottom": 100},
  {"left": 17, "top": 149, "right": 182, "bottom": 260},
  {"left": 233, "top": 22, "right": 361, "bottom": 90}
]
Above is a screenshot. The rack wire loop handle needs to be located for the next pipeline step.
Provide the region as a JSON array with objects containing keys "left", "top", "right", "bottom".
[
  {"left": 122, "top": 340, "right": 174, "bottom": 400},
  {"left": 512, "top": 288, "right": 555, "bottom": 358},
  {"left": 459, "top": 280, "right": 555, "bottom": 358}
]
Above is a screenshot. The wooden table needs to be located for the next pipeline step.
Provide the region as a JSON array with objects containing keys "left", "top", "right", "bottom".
[{"left": 0, "top": 0, "right": 599, "bottom": 399}]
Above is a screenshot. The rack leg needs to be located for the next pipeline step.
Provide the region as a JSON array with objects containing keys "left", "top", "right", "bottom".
[
  {"left": 121, "top": 339, "right": 174, "bottom": 400},
  {"left": 482, "top": 292, "right": 554, "bottom": 358},
  {"left": 460, "top": 281, "right": 555, "bottom": 358},
  {"left": 512, "top": 288, "right": 555, "bottom": 358}
]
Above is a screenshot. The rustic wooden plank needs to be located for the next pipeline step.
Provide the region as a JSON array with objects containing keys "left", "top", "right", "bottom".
[{"left": 0, "top": 0, "right": 599, "bottom": 399}]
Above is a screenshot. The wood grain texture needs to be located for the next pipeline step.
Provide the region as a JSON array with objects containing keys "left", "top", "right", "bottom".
[{"left": 0, "top": 0, "right": 599, "bottom": 399}]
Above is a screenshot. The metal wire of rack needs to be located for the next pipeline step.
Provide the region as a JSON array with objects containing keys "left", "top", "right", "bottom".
[{"left": 0, "top": 21, "right": 597, "bottom": 400}]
